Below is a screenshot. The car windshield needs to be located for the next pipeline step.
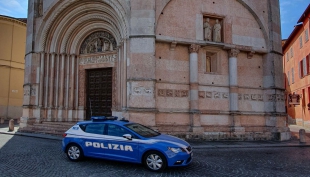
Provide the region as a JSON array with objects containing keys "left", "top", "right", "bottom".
[{"left": 125, "top": 123, "right": 160, "bottom": 138}]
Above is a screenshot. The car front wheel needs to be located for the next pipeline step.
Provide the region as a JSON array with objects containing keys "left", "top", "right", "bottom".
[
  {"left": 143, "top": 151, "right": 167, "bottom": 172},
  {"left": 66, "top": 144, "right": 83, "bottom": 161}
]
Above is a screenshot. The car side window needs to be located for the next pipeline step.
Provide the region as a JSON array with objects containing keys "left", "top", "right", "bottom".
[
  {"left": 84, "top": 124, "right": 105, "bottom": 135},
  {"left": 107, "top": 124, "right": 133, "bottom": 138}
]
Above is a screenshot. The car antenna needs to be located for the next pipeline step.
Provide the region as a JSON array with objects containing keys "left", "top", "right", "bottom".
[{"left": 89, "top": 98, "right": 93, "bottom": 118}]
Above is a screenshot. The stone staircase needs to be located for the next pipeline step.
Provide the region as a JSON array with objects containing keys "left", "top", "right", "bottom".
[{"left": 18, "top": 121, "right": 77, "bottom": 136}]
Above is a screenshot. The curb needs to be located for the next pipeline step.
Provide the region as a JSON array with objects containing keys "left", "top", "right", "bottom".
[
  {"left": 1, "top": 130, "right": 310, "bottom": 149},
  {"left": 0, "top": 131, "right": 62, "bottom": 141},
  {"left": 192, "top": 143, "right": 310, "bottom": 149}
]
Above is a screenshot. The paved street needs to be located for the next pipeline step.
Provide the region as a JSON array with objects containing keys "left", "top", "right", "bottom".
[{"left": 1, "top": 134, "right": 310, "bottom": 177}]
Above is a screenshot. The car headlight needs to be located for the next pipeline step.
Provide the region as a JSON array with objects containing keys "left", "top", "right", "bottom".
[{"left": 168, "top": 147, "right": 184, "bottom": 153}]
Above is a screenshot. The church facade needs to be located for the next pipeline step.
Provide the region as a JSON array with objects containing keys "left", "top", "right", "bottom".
[{"left": 21, "top": 0, "right": 290, "bottom": 140}]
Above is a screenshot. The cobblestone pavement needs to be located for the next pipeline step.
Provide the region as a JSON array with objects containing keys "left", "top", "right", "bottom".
[{"left": 1, "top": 134, "right": 310, "bottom": 177}]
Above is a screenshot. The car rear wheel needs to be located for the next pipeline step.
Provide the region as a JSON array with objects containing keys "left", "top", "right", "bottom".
[
  {"left": 143, "top": 151, "right": 167, "bottom": 172},
  {"left": 66, "top": 144, "right": 83, "bottom": 161}
]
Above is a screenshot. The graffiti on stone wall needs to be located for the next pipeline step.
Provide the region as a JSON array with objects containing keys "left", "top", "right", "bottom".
[
  {"left": 199, "top": 91, "right": 228, "bottom": 99},
  {"left": 23, "top": 86, "right": 36, "bottom": 96},
  {"left": 198, "top": 92, "right": 284, "bottom": 102},
  {"left": 133, "top": 87, "right": 153, "bottom": 95}
]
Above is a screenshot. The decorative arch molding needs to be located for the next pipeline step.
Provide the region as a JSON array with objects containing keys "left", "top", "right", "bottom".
[
  {"left": 55, "top": 14, "right": 121, "bottom": 53},
  {"left": 63, "top": 21, "right": 120, "bottom": 54},
  {"left": 236, "top": 0, "right": 269, "bottom": 50},
  {"left": 68, "top": 24, "right": 118, "bottom": 54},
  {"left": 156, "top": 0, "right": 270, "bottom": 50},
  {"left": 36, "top": 0, "right": 129, "bottom": 52},
  {"left": 49, "top": 8, "right": 121, "bottom": 53}
]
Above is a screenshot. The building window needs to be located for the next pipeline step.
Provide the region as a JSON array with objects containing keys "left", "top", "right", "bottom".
[
  {"left": 299, "top": 60, "right": 303, "bottom": 78},
  {"left": 307, "top": 55, "right": 310, "bottom": 75},
  {"left": 299, "top": 58, "right": 307, "bottom": 78},
  {"left": 205, "top": 52, "right": 217, "bottom": 73},
  {"left": 286, "top": 53, "right": 289, "bottom": 62},
  {"left": 206, "top": 56, "right": 211, "bottom": 72},
  {"left": 290, "top": 48, "right": 293, "bottom": 58},
  {"left": 305, "top": 29, "right": 309, "bottom": 42},
  {"left": 300, "top": 36, "right": 303, "bottom": 48},
  {"left": 291, "top": 68, "right": 294, "bottom": 84},
  {"left": 308, "top": 87, "right": 310, "bottom": 104}
]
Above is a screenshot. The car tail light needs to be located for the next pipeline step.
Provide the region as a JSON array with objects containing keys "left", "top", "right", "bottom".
[{"left": 62, "top": 133, "right": 67, "bottom": 137}]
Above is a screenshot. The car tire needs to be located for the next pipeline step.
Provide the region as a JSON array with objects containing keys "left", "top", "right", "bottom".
[
  {"left": 143, "top": 151, "right": 167, "bottom": 172},
  {"left": 66, "top": 144, "right": 84, "bottom": 162}
]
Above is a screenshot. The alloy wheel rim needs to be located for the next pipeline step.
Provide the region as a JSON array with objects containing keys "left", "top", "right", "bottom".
[
  {"left": 146, "top": 154, "right": 163, "bottom": 170},
  {"left": 68, "top": 146, "right": 80, "bottom": 159}
]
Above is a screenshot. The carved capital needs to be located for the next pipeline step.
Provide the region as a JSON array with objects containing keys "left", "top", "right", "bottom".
[
  {"left": 170, "top": 42, "right": 177, "bottom": 51},
  {"left": 37, "top": 0, "right": 43, "bottom": 17},
  {"left": 189, "top": 44, "right": 200, "bottom": 53},
  {"left": 247, "top": 51, "right": 255, "bottom": 59},
  {"left": 229, "top": 49, "right": 240, "bottom": 58}
]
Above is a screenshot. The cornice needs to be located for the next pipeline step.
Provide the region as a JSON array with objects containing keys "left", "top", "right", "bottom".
[{"left": 0, "top": 15, "right": 27, "bottom": 27}]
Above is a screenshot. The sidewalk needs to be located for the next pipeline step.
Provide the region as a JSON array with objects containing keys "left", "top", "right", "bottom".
[{"left": 1, "top": 122, "right": 310, "bottom": 149}]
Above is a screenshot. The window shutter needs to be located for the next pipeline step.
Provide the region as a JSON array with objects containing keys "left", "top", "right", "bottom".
[
  {"left": 299, "top": 61, "right": 301, "bottom": 78},
  {"left": 287, "top": 53, "right": 289, "bottom": 61},
  {"left": 307, "top": 55, "right": 310, "bottom": 74},
  {"left": 303, "top": 58, "right": 307, "bottom": 76},
  {"left": 288, "top": 71, "right": 290, "bottom": 85},
  {"left": 292, "top": 68, "right": 294, "bottom": 83}
]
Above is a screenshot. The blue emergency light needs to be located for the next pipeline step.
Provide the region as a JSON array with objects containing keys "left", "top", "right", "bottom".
[{"left": 91, "top": 116, "right": 118, "bottom": 122}]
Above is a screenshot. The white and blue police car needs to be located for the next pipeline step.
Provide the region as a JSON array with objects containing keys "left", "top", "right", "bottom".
[{"left": 62, "top": 116, "right": 193, "bottom": 172}]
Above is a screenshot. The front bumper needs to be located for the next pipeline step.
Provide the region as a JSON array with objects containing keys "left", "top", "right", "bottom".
[{"left": 166, "top": 151, "right": 193, "bottom": 167}]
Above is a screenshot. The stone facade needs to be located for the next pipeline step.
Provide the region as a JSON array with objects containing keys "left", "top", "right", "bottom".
[{"left": 21, "top": 0, "right": 290, "bottom": 141}]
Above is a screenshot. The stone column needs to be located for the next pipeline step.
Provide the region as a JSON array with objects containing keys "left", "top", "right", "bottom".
[
  {"left": 67, "top": 54, "right": 75, "bottom": 122},
  {"left": 228, "top": 49, "right": 240, "bottom": 112},
  {"left": 39, "top": 52, "right": 45, "bottom": 107},
  {"left": 59, "top": 53, "right": 65, "bottom": 109},
  {"left": 57, "top": 53, "right": 65, "bottom": 121},
  {"left": 189, "top": 44, "right": 202, "bottom": 133},
  {"left": 228, "top": 49, "right": 244, "bottom": 134},
  {"left": 55, "top": 54, "right": 60, "bottom": 108},
  {"left": 69, "top": 54, "right": 75, "bottom": 109},
  {"left": 189, "top": 44, "right": 200, "bottom": 111},
  {"left": 65, "top": 55, "right": 70, "bottom": 109},
  {"left": 49, "top": 53, "right": 55, "bottom": 108},
  {"left": 122, "top": 40, "right": 127, "bottom": 110}
]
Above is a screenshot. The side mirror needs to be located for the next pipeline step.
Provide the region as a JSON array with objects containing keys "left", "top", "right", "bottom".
[{"left": 123, "top": 134, "right": 132, "bottom": 140}]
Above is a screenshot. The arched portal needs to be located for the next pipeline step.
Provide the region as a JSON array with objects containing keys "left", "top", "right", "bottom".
[
  {"left": 79, "top": 31, "right": 117, "bottom": 119},
  {"left": 34, "top": 0, "right": 128, "bottom": 121}
]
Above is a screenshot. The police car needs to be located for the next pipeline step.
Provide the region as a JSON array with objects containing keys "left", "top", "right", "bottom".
[{"left": 62, "top": 116, "right": 192, "bottom": 172}]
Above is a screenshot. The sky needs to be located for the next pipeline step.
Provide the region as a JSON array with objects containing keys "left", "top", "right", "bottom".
[{"left": 0, "top": 0, "right": 309, "bottom": 39}]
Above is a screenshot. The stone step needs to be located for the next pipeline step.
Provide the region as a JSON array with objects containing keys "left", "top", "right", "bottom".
[
  {"left": 33, "top": 123, "right": 75, "bottom": 128},
  {"left": 41, "top": 121, "right": 77, "bottom": 126},
  {"left": 18, "top": 120, "right": 88, "bottom": 136}
]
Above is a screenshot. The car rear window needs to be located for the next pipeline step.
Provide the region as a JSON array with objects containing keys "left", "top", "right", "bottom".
[{"left": 79, "top": 124, "right": 86, "bottom": 131}]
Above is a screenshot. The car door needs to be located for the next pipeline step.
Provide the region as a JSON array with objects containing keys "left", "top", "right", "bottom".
[
  {"left": 104, "top": 123, "right": 139, "bottom": 162},
  {"left": 81, "top": 123, "right": 107, "bottom": 158}
]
